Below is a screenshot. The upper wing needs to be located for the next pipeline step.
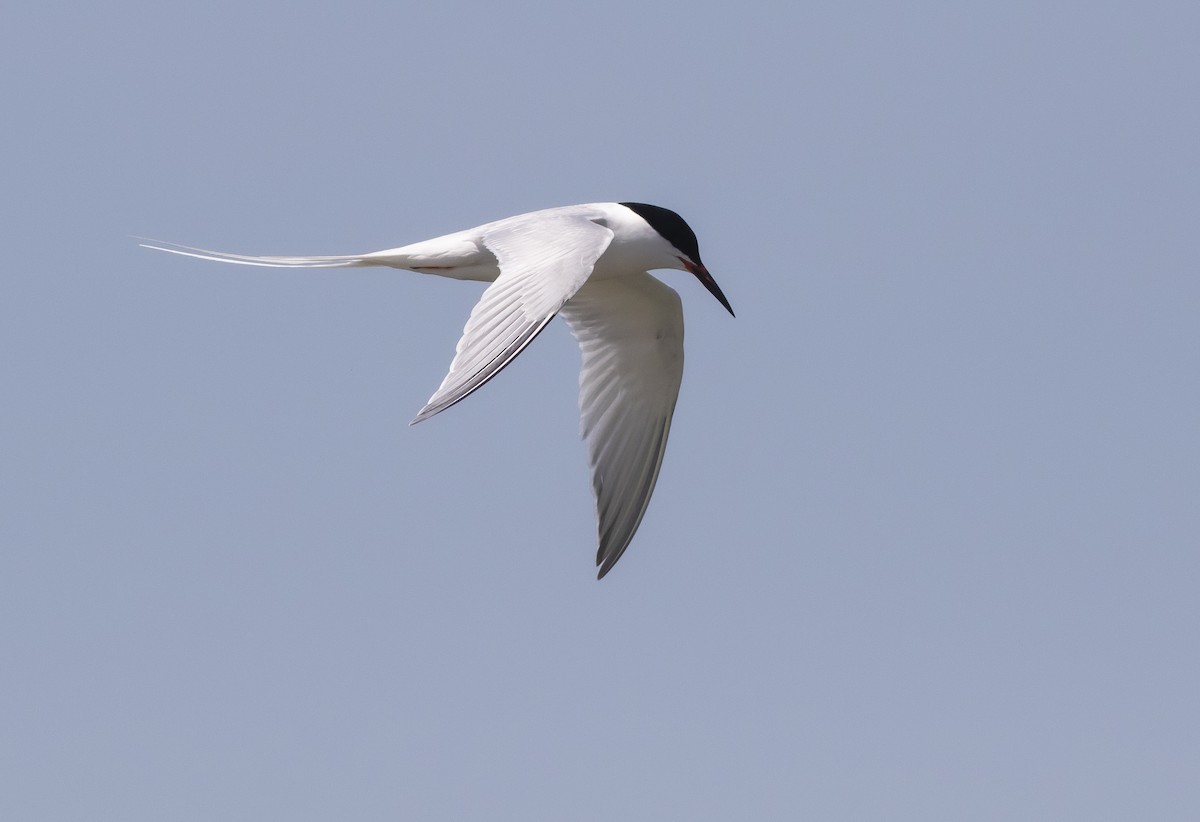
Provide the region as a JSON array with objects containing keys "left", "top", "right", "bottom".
[
  {"left": 560, "top": 274, "right": 685, "bottom": 578},
  {"left": 411, "top": 214, "right": 614, "bottom": 423}
]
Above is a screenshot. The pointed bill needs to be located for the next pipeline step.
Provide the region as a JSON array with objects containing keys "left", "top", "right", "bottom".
[{"left": 681, "top": 258, "right": 735, "bottom": 317}]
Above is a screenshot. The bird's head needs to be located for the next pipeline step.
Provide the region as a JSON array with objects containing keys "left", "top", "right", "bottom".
[{"left": 620, "top": 202, "right": 735, "bottom": 317}]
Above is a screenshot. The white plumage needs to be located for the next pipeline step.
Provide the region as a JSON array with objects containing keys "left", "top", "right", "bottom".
[{"left": 142, "top": 202, "right": 733, "bottom": 578}]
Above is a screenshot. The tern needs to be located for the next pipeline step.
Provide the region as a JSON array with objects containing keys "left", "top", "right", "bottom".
[{"left": 141, "top": 202, "right": 734, "bottom": 578}]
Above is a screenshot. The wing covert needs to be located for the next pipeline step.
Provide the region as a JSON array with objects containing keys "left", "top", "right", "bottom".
[{"left": 412, "top": 215, "right": 614, "bottom": 423}]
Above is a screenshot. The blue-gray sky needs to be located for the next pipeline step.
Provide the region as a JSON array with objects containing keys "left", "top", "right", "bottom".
[{"left": 3, "top": 2, "right": 1198, "bottom": 819}]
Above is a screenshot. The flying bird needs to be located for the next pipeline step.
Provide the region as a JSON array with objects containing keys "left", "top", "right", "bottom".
[{"left": 141, "top": 202, "right": 734, "bottom": 578}]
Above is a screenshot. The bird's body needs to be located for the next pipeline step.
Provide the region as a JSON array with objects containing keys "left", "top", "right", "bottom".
[{"left": 142, "top": 202, "right": 733, "bottom": 577}]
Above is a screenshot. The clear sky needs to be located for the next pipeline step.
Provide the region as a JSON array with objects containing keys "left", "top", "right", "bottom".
[{"left": 3, "top": 2, "right": 1198, "bottom": 820}]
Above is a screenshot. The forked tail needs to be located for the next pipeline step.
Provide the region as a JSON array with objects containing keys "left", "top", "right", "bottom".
[{"left": 137, "top": 239, "right": 370, "bottom": 269}]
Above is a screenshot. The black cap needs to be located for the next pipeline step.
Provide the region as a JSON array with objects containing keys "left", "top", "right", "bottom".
[
  {"left": 620, "top": 202, "right": 733, "bottom": 317},
  {"left": 619, "top": 202, "right": 703, "bottom": 265}
]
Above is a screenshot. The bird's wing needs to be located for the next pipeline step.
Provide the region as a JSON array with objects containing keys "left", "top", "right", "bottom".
[
  {"left": 411, "top": 214, "right": 614, "bottom": 423},
  {"left": 559, "top": 274, "right": 684, "bottom": 578}
]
